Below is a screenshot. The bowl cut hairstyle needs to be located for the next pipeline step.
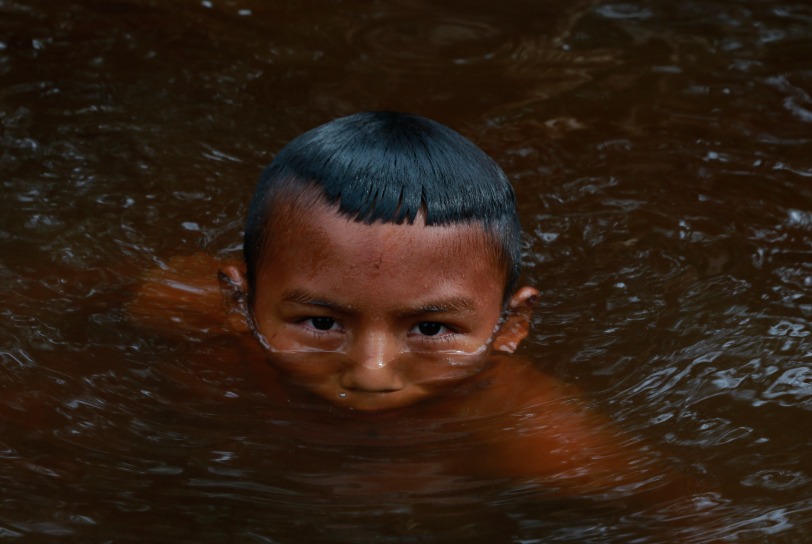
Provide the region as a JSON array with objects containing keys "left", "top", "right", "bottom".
[{"left": 243, "top": 111, "right": 523, "bottom": 307}]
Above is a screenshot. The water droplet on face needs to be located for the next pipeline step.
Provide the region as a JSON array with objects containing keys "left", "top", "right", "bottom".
[{"left": 338, "top": 392, "right": 347, "bottom": 398}]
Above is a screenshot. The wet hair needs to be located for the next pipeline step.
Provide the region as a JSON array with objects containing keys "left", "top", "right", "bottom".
[{"left": 243, "top": 111, "right": 522, "bottom": 307}]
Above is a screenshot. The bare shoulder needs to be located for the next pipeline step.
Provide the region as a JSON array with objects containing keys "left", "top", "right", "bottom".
[
  {"left": 127, "top": 253, "right": 247, "bottom": 337},
  {"left": 458, "top": 356, "right": 582, "bottom": 416},
  {"left": 465, "top": 358, "right": 701, "bottom": 499}
]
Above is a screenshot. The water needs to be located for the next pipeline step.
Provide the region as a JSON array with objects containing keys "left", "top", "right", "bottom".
[{"left": 2, "top": 0, "right": 811, "bottom": 541}]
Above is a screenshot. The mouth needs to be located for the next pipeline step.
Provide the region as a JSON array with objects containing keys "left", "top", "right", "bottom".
[{"left": 331, "top": 389, "right": 422, "bottom": 413}]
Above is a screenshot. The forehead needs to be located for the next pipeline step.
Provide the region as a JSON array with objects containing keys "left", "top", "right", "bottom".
[{"left": 257, "top": 198, "right": 506, "bottom": 298}]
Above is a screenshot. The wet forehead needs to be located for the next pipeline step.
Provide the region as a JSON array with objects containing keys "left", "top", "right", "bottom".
[{"left": 259, "top": 201, "right": 505, "bottom": 298}]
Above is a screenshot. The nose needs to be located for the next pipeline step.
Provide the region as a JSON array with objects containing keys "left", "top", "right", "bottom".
[{"left": 339, "top": 331, "right": 404, "bottom": 393}]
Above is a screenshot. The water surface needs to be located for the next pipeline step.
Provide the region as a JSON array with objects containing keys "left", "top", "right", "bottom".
[{"left": 2, "top": 0, "right": 811, "bottom": 541}]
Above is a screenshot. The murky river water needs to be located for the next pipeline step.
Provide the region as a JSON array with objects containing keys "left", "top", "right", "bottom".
[{"left": 2, "top": 0, "right": 811, "bottom": 542}]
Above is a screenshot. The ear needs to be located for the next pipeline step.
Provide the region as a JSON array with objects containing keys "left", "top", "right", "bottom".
[
  {"left": 492, "top": 286, "right": 539, "bottom": 354},
  {"left": 218, "top": 264, "right": 251, "bottom": 334}
]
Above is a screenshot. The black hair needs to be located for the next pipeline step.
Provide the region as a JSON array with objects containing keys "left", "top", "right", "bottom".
[{"left": 243, "top": 111, "right": 522, "bottom": 306}]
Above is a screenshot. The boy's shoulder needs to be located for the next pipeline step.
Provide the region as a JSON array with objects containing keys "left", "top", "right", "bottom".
[
  {"left": 453, "top": 356, "right": 580, "bottom": 415},
  {"left": 128, "top": 253, "right": 248, "bottom": 338}
]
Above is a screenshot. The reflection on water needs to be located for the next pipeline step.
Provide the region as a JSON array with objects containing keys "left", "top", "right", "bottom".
[{"left": 2, "top": 0, "right": 812, "bottom": 541}]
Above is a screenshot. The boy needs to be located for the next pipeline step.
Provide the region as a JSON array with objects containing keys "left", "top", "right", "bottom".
[{"left": 131, "top": 112, "right": 715, "bottom": 516}]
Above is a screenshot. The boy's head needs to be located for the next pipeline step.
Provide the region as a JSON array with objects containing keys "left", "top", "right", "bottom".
[
  {"left": 228, "top": 112, "right": 537, "bottom": 411},
  {"left": 243, "top": 111, "right": 522, "bottom": 308}
]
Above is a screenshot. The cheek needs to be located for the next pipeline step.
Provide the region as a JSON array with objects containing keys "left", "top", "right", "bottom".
[
  {"left": 266, "top": 353, "right": 343, "bottom": 384},
  {"left": 402, "top": 355, "right": 489, "bottom": 386},
  {"left": 251, "top": 315, "right": 284, "bottom": 348},
  {"left": 250, "top": 296, "right": 299, "bottom": 349}
]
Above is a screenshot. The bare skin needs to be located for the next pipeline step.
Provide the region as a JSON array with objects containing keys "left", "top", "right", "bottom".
[{"left": 128, "top": 201, "right": 718, "bottom": 526}]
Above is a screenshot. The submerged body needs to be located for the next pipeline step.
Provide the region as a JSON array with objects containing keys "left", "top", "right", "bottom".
[
  {"left": 129, "top": 203, "right": 701, "bottom": 506},
  {"left": 128, "top": 113, "right": 721, "bottom": 541}
]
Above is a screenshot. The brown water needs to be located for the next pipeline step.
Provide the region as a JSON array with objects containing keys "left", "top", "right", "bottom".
[{"left": 2, "top": 0, "right": 812, "bottom": 542}]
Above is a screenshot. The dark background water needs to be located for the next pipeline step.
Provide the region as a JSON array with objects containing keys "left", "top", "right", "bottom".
[{"left": 2, "top": 0, "right": 811, "bottom": 542}]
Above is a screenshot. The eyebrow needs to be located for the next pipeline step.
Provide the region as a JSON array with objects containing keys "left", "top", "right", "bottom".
[
  {"left": 281, "top": 289, "right": 355, "bottom": 314},
  {"left": 413, "top": 295, "right": 476, "bottom": 314},
  {"left": 279, "top": 289, "right": 477, "bottom": 316}
]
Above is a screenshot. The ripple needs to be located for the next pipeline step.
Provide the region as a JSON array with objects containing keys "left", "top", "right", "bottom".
[
  {"left": 741, "top": 469, "right": 809, "bottom": 491},
  {"left": 760, "top": 366, "right": 812, "bottom": 406},
  {"left": 348, "top": 15, "right": 512, "bottom": 73},
  {"left": 594, "top": 3, "right": 655, "bottom": 21}
]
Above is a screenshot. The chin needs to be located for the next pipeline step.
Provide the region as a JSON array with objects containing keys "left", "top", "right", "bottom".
[{"left": 326, "top": 391, "right": 429, "bottom": 414}]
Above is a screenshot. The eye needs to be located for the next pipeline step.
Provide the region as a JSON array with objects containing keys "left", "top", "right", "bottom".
[
  {"left": 415, "top": 322, "right": 445, "bottom": 336},
  {"left": 308, "top": 317, "right": 336, "bottom": 331}
]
